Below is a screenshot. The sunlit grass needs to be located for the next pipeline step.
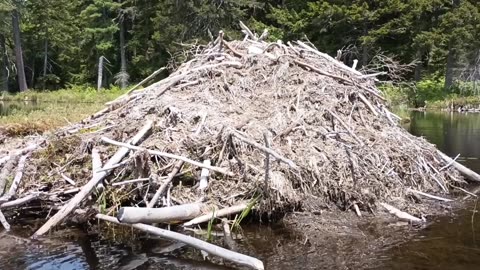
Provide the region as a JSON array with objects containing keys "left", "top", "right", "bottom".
[{"left": 0, "top": 86, "right": 126, "bottom": 137}]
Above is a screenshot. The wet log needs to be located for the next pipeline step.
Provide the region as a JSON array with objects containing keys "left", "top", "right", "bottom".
[
  {"left": 96, "top": 214, "right": 264, "bottom": 270},
  {"left": 117, "top": 203, "right": 204, "bottom": 224},
  {"left": 184, "top": 203, "right": 247, "bottom": 227},
  {"left": 437, "top": 151, "right": 480, "bottom": 182},
  {"left": 32, "top": 120, "right": 154, "bottom": 238}
]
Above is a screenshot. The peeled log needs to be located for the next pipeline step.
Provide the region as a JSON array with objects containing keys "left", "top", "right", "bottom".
[
  {"left": 118, "top": 203, "right": 204, "bottom": 224},
  {"left": 437, "top": 151, "right": 480, "bottom": 182}
]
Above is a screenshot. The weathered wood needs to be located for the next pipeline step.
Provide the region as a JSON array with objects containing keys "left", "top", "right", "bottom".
[
  {"left": 118, "top": 203, "right": 204, "bottom": 224},
  {"left": 32, "top": 120, "right": 154, "bottom": 238},
  {"left": 184, "top": 204, "right": 247, "bottom": 227},
  {"left": 198, "top": 160, "right": 210, "bottom": 191},
  {"left": 438, "top": 151, "right": 480, "bottom": 182},
  {"left": 231, "top": 131, "right": 297, "bottom": 169},
  {"left": 380, "top": 202, "right": 423, "bottom": 223},
  {"left": 0, "top": 193, "right": 40, "bottom": 209},
  {"left": 101, "top": 137, "right": 232, "bottom": 176},
  {"left": 1, "top": 153, "right": 29, "bottom": 201},
  {"left": 147, "top": 161, "right": 184, "bottom": 208},
  {"left": 96, "top": 214, "right": 264, "bottom": 270},
  {"left": 0, "top": 210, "right": 10, "bottom": 231},
  {"left": 406, "top": 188, "right": 453, "bottom": 202}
]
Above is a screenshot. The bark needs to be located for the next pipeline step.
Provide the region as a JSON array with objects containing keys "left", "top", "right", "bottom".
[
  {"left": 0, "top": 34, "right": 8, "bottom": 92},
  {"left": 12, "top": 9, "right": 27, "bottom": 92},
  {"left": 119, "top": 18, "right": 127, "bottom": 89},
  {"left": 117, "top": 203, "right": 204, "bottom": 224},
  {"left": 97, "top": 56, "right": 104, "bottom": 90}
]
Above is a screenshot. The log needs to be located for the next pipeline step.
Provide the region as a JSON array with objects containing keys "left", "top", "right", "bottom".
[
  {"left": 0, "top": 193, "right": 40, "bottom": 209},
  {"left": 184, "top": 204, "right": 247, "bottom": 227},
  {"left": 198, "top": 160, "right": 210, "bottom": 191},
  {"left": 437, "top": 151, "right": 480, "bottom": 182},
  {"left": 101, "top": 137, "right": 233, "bottom": 176},
  {"left": 96, "top": 214, "right": 264, "bottom": 270},
  {"left": 0, "top": 210, "right": 10, "bottom": 231},
  {"left": 148, "top": 161, "right": 184, "bottom": 208},
  {"left": 117, "top": 203, "right": 204, "bottom": 224},
  {"left": 32, "top": 120, "right": 154, "bottom": 238},
  {"left": 380, "top": 202, "right": 423, "bottom": 223},
  {"left": 1, "top": 153, "right": 29, "bottom": 201}
]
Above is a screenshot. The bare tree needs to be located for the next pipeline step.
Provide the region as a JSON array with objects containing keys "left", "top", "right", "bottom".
[
  {"left": 0, "top": 34, "right": 8, "bottom": 92},
  {"left": 12, "top": 8, "right": 27, "bottom": 91}
]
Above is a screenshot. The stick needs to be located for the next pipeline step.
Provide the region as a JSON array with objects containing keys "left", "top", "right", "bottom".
[
  {"left": 117, "top": 203, "right": 204, "bottom": 224},
  {"left": 0, "top": 210, "right": 10, "bottom": 231},
  {"left": 148, "top": 161, "right": 184, "bottom": 208},
  {"left": 231, "top": 132, "right": 298, "bottom": 169},
  {"left": 92, "top": 148, "right": 103, "bottom": 190},
  {"left": 357, "top": 93, "right": 378, "bottom": 116},
  {"left": 239, "top": 21, "right": 256, "bottom": 41},
  {"left": 96, "top": 214, "right": 264, "bottom": 270},
  {"left": 406, "top": 188, "right": 453, "bottom": 202},
  {"left": 101, "top": 137, "right": 232, "bottom": 176},
  {"left": 380, "top": 202, "right": 423, "bottom": 223},
  {"left": 3, "top": 153, "right": 29, "bottom": 200},
  {"left": 32, "top": 120, "right": 154, "bottom": 238},
  {"left": 222, "top": 218, "right": 236, "bottom": 250},
  {"left": 60, "top": 173, "right": 76, "bottom": 186},
  {"left": 199, "top": 160, "right": 210, "bottom": 191},
  {"left": 439, "top": 153, "right": 460, "bottom": 171},
  {"left": 263, "top": 132, "right": 270, "bottom": 196},
  {"left": 437, "top": 151, "right": 480, "bottom": 182},
  {"left": 112, "top": 178, "right": 150, "bottom": 187},
  {"left": 326, "top": 109, "right": 363, "bottom": 145},
  {"left": 0, "top": 193, "right": 40, "bottom": 209},
  {"left": 184, "top": 204, "right": 247, "bottom": 227},
  {"left": 353, "top": 203, "right": 362, "bottom": 217}
]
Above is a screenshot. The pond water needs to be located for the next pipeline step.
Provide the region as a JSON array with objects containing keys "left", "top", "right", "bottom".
[{"left": 1, "top": 111, "right": 480, "bottom": 270}]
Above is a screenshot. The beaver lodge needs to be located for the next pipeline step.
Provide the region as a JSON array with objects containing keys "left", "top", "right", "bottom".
[{"left": 1, "top": 26, "right": 480, "bottom": 269}]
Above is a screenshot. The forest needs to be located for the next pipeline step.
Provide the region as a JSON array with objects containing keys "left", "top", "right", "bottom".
[{"left": 0, "top": 0, "right": 479, "bottom": 99}]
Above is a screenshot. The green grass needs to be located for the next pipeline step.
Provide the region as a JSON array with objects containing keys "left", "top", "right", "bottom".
[
  {"left": 0, "top": 86, "right": 126, "bottom": 103},
  {"left": 0, "top": 86, "right": 126, "bottom": 136}
]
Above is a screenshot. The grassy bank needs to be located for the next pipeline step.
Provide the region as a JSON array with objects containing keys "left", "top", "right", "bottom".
[
  {"left": 0, "top": 86, "right": 126, "bottom": 137},
  {"left": 381, "top": 78, "right": 480, "bottom": 110},
  {"left": 0, "top": 86, "right": 126, "bottom": 103}
]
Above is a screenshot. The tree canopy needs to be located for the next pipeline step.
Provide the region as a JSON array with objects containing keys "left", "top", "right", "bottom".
[{"left": 0, "top": 0, "right": 478, "bottom": 92}]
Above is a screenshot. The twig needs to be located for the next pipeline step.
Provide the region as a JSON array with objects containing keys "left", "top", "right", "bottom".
[
  {"left": 357, "top": 93, "right": 378, "bottom": 116},
  {"left": 101, "top": 137, "right": 232, "bottom": 176},
  {"left": 96, "top": 214, "right": 264, "bottom": 270},
  {"left": 60, "top": 173, "right": 76, "bottom": 186},
  {"left": 326, "top": 109, "right": 363, "bottom": 145},
  {"left": 239, "top": 21, "right": 256, "bottom": 41},
  {"left": 231, "top": 131, "right": 298, "bottom": 169},
  {"left": 353, "top": 203, "right": 362, "bottom": 217}
]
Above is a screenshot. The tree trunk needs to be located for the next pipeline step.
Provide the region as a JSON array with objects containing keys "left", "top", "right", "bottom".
[
  {"left": 43, "top": 38, "right": 48, "bottom": 90},
  {"left": 119, "top": 18, "right": 127, "bottom": 89},
  {"left": 414, "top": 50, "right": 422, "bottom": 82},
  {"left": 445, "top": 43, "right": 455, "bottom": 90},
  {"left": 12, "top": 9, "right": 27, "bottom": 92},
  {"left": 0, "top": 34, "right": 8, "bottom": 92},
  {"left": 361, "top": 21, "right": 369, "bottom": 67},
  {"left": 97, "top": 56, "right": 104, "bottom": 91}
]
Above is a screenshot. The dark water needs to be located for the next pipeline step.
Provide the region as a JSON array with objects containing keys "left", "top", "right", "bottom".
[{"left": 1, "top": 111, "right": 480, "bottom": 270}]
